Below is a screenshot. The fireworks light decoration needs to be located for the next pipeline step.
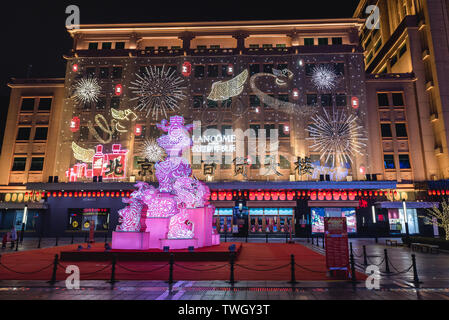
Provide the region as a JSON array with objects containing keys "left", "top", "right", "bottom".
[
  {"left": 72, "top": 77, "right": 102, "bottom": 104},
  {"left": 311, "top": 64, "right": 338, "bottom": 91},
  {"left": 306, "top": 108, "right": 367, "bottom": 167},
  {"left": 130, "top": 65, "right": 186, "bottom": 119},
  {"left": 139, "top": 138, "right": 166, "bottom": 163}
]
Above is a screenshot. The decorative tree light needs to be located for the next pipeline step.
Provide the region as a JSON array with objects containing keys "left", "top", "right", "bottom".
[
  {"left": 351, "top": 96, "right": 359, "bottom": 109},
  {"left": 182, "top": 62, "right": 192, "bottom": 77},
  {"left": 114, "top": 84, "right": 123, "bottom": 96},
  {"left": 134, "top": 124, "right": 143, "bottom": 137},
  {"left": 306, "top": 108, "right": 368, "bottom": 167},
  {"left": 227, "top": 64, "right": 234, "bottom": 75},
  {"left": 72, "top": 64, "right": 79, "bottom": 72},
  {"left": 311, "top": 64, "right": 338, "bottom": 91},
  {"left": 283, "top": 125, "right": 290, "bottom": 133},
  {"left": 72, "top": 77, "right": 102, "bottom": 104},
  {"left": 70, "top": 117, "right": 80, "bottom": 133},
  {"left": 292, "top": 88, "right": 300, "bottom": 100},
  {"left": 130, "top": 65, "right": 186, "bottom": 119},
  {"left": 139, "top": 138, "right": 166, "bottom": 163},
  {"left": 298, "top": 59, "right": 304, "bottom": 67}
]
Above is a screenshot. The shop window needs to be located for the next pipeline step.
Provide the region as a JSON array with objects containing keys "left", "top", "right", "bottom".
[
  {"left": 381, "top": 124, "right": 393, "bottom": 138},
  {"left": 332, "top": 37, "right": 343, "bottom": 45},
  {"left": 249, "top": 64, "right": 260, "bottom": 76},
  {"left": 193, "top": 95, "right": 203, "bottom": 109},
  {"left": 21, "top": 98, "right": 35, "bottom": 112},
  {"left": 88, "top": 42, "right": 98, "bottom": 50},
  {"left": 307, "top": 94, "right": 318, "bottom": 106},
  {"left": 38, "top": 98, "right": 52, "bottom": 111},
  {"left": 194, "top": 65, "right": 205, "bottom": 78},
  {"left": 16, "top": 128, "right": 31, "bottom": 141},
  {"left": 399, "top": 154, "right": 411, "bottom": 169},
  {"left": 336, "top": 94, "right": 347, "bottom": 106},
  {"left": 395, "top": 123, "right": 408, "bottom": 137},
  {"left": 207, "top": 65, "right": 219, "bottom": 78},
  {"left": 399, "top": 44, "right": 407, "bottom": 57},
  {"left": 12, "top": 158, "right": 27, "bottom": 171},
  {"left": 112, "top": 67, "right": 122, "bottom": 79},
  {"left": 304, "top": 38, "right": 314, "bottom": 46},
  {"left": 102, "top": 42, "right": 112, "bottom": 50},
  {"left": 115, "top": 42, "right": 125, "bottom": 49},
  {"left": 67, "top": 208, "right": 110, "bottom": 231},
  {"left": 0, "top": 210, "right": 37, "bottom": 231},
  {"left": 384, "top": 155, "right": 395, "bottom": 169},
  {"left": 318, "top": 38, "right": 329, "bottom": 45},
  {"left": 29, "top": 158, "right": 44, "bottom": 171},
  {"left": 321, "top": 94, "right": 332, "bottom": 107},
  {"left": 392, "top": 93, "right": 404, "bottom": 106},
  {"left": 34, "top": 127, "right": 48, "bottom": 141},
  {"left": 377, "top": 93, "right": 389, "bottom": 107},
  {"left": 99, "top": 67, "right": 109, "bottom": 79}
]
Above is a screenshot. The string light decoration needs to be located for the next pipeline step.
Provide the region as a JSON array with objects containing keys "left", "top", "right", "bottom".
[
  {"left": 311, "top": 64, "right": 338, "bottom": 91},
  {"left": 72, "top": 142, "right": 95, "bottom": 163},
  {"left": 130, "top": 65, "right": 186, "bottom": 119},
  {"left": 139, "top": 138, "right": 166, "bottom": 163},
  {"left": 207, "top": 69, "right": 248, "bottom": 101},
  {"left": 306, "top": 108, "right": 367, "bottom": 167},
  {"left": 72, "top": 77, "right": 102, "bottom": 104}
]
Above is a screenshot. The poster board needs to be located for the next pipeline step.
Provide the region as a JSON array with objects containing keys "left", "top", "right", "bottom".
[{"left": 324, "top": 217, "right": 349, "bottom": 275}]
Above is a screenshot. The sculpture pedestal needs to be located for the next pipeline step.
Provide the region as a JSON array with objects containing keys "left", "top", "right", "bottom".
[
  {"left": 187, "top": 206, "right": 215, "bottom": 247},
  {"left": 144, "top": 217, "right": 171, "bottom": 249},
  {"left": 112, "top": 231, "right": 151, "bottom": 250},
  {"left": 160, "top": 238, "right": 198, "bottom": 250},
  {"left": 212, "top": 233, "right": 220, "bottom": 246}
]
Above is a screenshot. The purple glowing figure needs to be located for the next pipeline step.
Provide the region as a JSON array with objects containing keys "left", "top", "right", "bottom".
[
  {"left": 116, "top": 182, "right": 149, "bottom": 232},
  {"left": 173, "top": 177, "right": 210, "bottom": 209},
  {"left": 142, "top": 185, "right": 179, "bottom": 218}
]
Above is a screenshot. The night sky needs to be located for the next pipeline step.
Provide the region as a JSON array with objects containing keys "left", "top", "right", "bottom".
[{"left": 0, "top": 0, "right": 361, "bottom": 147}]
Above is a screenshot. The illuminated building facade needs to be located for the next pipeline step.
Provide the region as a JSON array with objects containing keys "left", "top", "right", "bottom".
[{"left": 1, "top": 4, "right": 448, "bottom": 238}]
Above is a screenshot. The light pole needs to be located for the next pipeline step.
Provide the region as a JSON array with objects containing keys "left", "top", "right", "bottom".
[
  {"left": 371, "top": 205, "right": 378, "bottom": 243},
  {"left": 402, "top": 199, "right": 410, "bottom": 246}
]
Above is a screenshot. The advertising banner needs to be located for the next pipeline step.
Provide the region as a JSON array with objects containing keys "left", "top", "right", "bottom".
[{"left": 324, "top": 217, "right": 349, "bottom": 276}]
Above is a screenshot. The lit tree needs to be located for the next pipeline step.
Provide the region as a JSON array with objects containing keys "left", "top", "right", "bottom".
[{"left": 424, "top": 199, "right": 449, "bottom": 240}]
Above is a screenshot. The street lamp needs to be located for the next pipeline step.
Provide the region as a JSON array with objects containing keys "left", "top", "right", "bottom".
[
  {"left": 371, "top": 205, "right": 378, "bottom": 243},
  {"left": 402, "top": 199, "right": 410, "bottom": 246}
]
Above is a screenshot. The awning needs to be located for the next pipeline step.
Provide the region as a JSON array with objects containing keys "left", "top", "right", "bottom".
[
  {"left": 0, "top": 202, "right": 48, "bottom": 210},
  {"left": 377, "top": 202, "right": 439, "bottom": 209}
]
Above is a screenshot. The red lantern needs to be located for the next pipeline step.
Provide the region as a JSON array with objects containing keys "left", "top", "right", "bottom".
[
  {"left": 64, "top": 192, "right": 67, "bottom": 198},
  {"left": 114, "top": 84, "right": 123, "bottom": 96},
  {"left": 121, "top": 192, "right": 125, "bottom": 197},
  {"left": 432, "top": 190, "right": 436, "bottom": 196},
  {"left": 72, "top": 64, "right": 79, "bottom": 72},
  {"left": 369, "top": 191, "right": 373, "bottom": 197},
  {"left": 58, "top": 192, "right": 62, "bottom": 197},
  {"left": 101, "top": 192, "right": 105, "bottom": 197},
  {"left": 82, "top": 192, "right": 87, "bottom": 197},
  {"left": 134, "top": 124, "right": 143, "bottom": 137},
  {"left": 351, "top": 96, "right": 359, "bottom": 109},
  {"left": 292, "top": 88, "right": 300, "bottom": 100},
  {"left": 126, "top": 192, "right": 130, "bottom": 197},
  {"left": 182, "top": 62, "right": 192, "bottom": 77},
  {"left": 227, "top": 64, "right": 234, "bottom": 75},
  {"left": 69, "top": 192, "right": 73, "bottom": 197},
  {"left": 437, "top": 190, "right": 441, "bottom": 196},
  {"left": 74, "top": 192, "right": 78, "bottom": 198},
  {"left": 70, "top": 117, "right": 80, "bottom": 133}
]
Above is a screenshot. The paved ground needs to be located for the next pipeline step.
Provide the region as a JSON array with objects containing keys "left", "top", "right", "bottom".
[{"left": 0, "top": 237, "right": 448, "bottom": 300}]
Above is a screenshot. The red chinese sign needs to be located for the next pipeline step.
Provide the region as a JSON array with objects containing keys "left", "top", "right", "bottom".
[{"left": 324, "top": 217, "right": 349, "bottom": 276}]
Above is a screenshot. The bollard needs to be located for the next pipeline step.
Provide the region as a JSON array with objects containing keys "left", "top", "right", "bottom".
[
  {"left": 411, "top": 254, "right": 420, "bottom": 284},
  {"left": 71, "top": 234, "right": 74, "bottom": 245},
  {"left": 363, "top": 245, "right": 368, "bottom": 265},
  {"left": 15, "top": 238, "right": 19, "bottom": 251},
  {"left": 289, "top": 254, "right": 296, "bottom": 284},
  {"left": 266, "top": 233, "right": 268, "bottom": 243},
  {"left": 229, "top": 252, "right": 235, "bottom": 285},
  {"left": 48, "top": 254, "right": 59, "bottom": 285},
  {"left": 37, "top": 236, "right": 42, "bottom": 249},
  {"left": 384, "top": 249, "right": 391, "bottom": 273},
  {"left": 109, "top": 256, "right": 117, "bottom": 285},
  {"left": 350, "top": 252, "right": 357, "bottom": 283},
  {"left": 307, "top": 232, "right": 310, "bottom": 243},
  {"left": 375, "top": 236, "right": 378, "bottom": 244},
  {"left": 245, "top": 234, "right": 248, "bottom": 243},
  {"left": 55, "top": 236, "right": 59, "bottom": 247},
  {"left": 105, "top": 233, "right": 108, "bottom": 244},
  {"left": 168, "top": 254, "right": 174, "bottom": 285},
  {"left": 350, "top": 242, "right": 353, "bottom": 256},
  {"left": 286, "top": 233, "right": 288, "bottom": 244},
  {"left": 322, "top": 235, "right": 325, "bottom": 249}
]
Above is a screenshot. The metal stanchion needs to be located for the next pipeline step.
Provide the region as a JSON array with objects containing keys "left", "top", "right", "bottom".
[
  {"left": 37, "top": 236, "right": 41, "bottom": 249},
  {"left": 48, "top": 254, "right": 59, "bottom": 285},
  {"left": 109, "top": 256, "right": 117, "bottom": 285},
  {"left": 289, "top": 254, "right": 297, "bottom": 284},
  {"left": 363, "top": 245, "right": 368, "bottom": 265},
  {"left": 224, "top": 231, "right": 227, "bottom": 243},
  {"left": 71, "top": 234, "right": 74, "bottom": 245},
  {"left": 322, "top": 235, "right": 325, "bottom": 249},
  {"left": 350, "top": 252, "right": 357, "bottom": 283},
  {"left": 55, "top": 236, "right": 59, "bottom": 247},
  {"left": 15, "top": 238, "right": 19, "bottom": 251},
  {"left": 168, "top": 254, "right": 174, "bottom": 285},
  {"left": 384, "top": 249, "right": 391, "bottom": 273},
  {"left": 350, "top": 242, "right": 353, "bottom": 256},
  {"left": 229, "top": 252, "right": 235, "bottom": 285},
  {"left": 412, "top": 254, "right": 420, "bottom": 284},
  {"left": 266, "top": 234, "right": 268, "bottom": 243}
]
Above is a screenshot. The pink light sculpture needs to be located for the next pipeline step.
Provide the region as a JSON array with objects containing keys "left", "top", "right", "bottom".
[{"left": 112, "top": 116, "right": 220, "bottom": 250}]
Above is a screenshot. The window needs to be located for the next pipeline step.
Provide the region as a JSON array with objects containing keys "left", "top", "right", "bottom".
[
  {"left": 16, "top": 128, "right": 31, "bottom": 141},
  {"left": 197, "top": 45, "right": 207, "bottom": 50},
  {"left": 79, "top": 127, "right": 89, "bottom": 140},
  {"left": 21, "top": 98, "right": 35, "bottom": 112},
  {"left": 279, "top": 124, "right": 290, "bottom": 138},
  {"left": 384, "top": 155, "right": 395, "bottom": 169},
  {"left": 277, "top": 63, "right": 288, "bottom": 70},
  {"left": 115, "top": 42, "right": 125, "bottom": 49},
  {"left": 102, "top": 42, "right": 112, "bottom": 50},
  {"left": 99, "top": 67, "right": 109, "bottom": 79},
  {"left": 194, "top": 65, "right": 205, "bottom": 78},
  {"left": 96, "top": 98, "right": 106, "bottom": 110},
  {"left": 145, "top": 46, "right": 155, "bottom": 51},
  {"left": 249, "top": 64, "right": 260, "bottom": 76},
  {"left": 377, "top": 93, "right": 389, "bottom": 107},
  {"left": 390, "top": 55, "right": 398, "bottom": 68},
  {"left": 193, "top": 95, "right": 203, "bottom": 109},
  {"left": 111, "top": 97, "right": 120, "bottom": 109},
  {"left": 381, "top": 124, "right": 393, "bottom": 138},
  {"left": 264, "top": 124, "right": 275, "bottom": 138},
  {"left": 210, "top": 45, "right": 220, "bottom": 49},
  {"left": 278, "top": 94, "right": 289, "bottom": 103},
  {"left": 88, "top": 43, "right": 98, "bottom": 50},
  {"left": 399, "top": 44, "right": 407, "bottom": 57},
  {"left": 321, "top": 94, "right": 332, "bottom": 107},
  {"left": 280, "top": 155, "right": 291, "bottom": 169},
  {"left": 307, "top": 94, "right": 318, "bottom": 106},
  {"left": 392, "top": 93, "right": 404, "bottom": 106},
  {"left": 158, "top": 46, "right": 168, "bottom": 51},
  {"left": 207, "top": 65, "right": 219, "bottom": 78},
  {"left": 29, "top": 158, "right": 44, "bottom": 171},
  {"left": 250, "top": 95, "right": 260, "bottom": 107},
  {"left": 135, "top": 126, "right": 146, "bottom": 139},
  {"left": 112, "top": 67, "right": 122, "bottom": 79},
  {"left": 318, "top": 38, "right": 329, "bottom": 45},
  {"left": 171, "top": 46, "right": 181, "bottom": 50},
  {"left": 305, "top": 64, "right": 314, "bottom": 76},
  {"left": 395, "top": 124, "right": 408, "bottom": 137},
  {"left": 263, "top": 64, "right": 274, "bottom": 73},
  {"left": 304, "top": 38, "right": 314, "bottom": 46},
  {"left": 249, "top": 44, "right": 260, "bottom": 49},
  {"left": 207, "top": 100, "right": 218, "bottom": 108},
  {"left": 221, "top": 65, "right": 232, "bottom": 77},
  {"left": 38, "top": 98, "right": 52, "bottom": 111},
  {"left": 12, "top": 158, "right": 27, "bottom": 171},
  {"left": 221, "top": 98, "right": 232, "bottom": 109},
  {"left": 399, "top": 155, "right": 411, "bottom": 169},
  {"left": 262, "top": 44, "right": 273, "bottom": 48},
  {"left": 375, "top": 39, "right": 382, "bottom": 52},
  {"left": 249, "top": 125, "right": 261, "bottom": 138},
  {"left": 276, "top": 44, "right": 286, "bottom": 48},
  {"left": 34, "top": 127, "right": 48, "bottom": 141},
  {"left": 336, "top": 94, "right": 347, "bottom": 106},
  {"left": 86, "top": 67, "right": 96, "bottom": 77},
  {"left": 335, "top": 63, "right": 345, "bottom": 76},
  {"left": 332, "top": 37, "right": 343, "bottom": 45}
]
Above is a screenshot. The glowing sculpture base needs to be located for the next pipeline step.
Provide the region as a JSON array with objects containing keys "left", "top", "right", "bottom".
[
  {"left": 111, "top": 231, "right": 151, "bottom": 250},
  {"left": 143, "top": 217, "right": 171, "bottom": 249},
  {"left": 160, "top": 238, "right": 199, "bottom": 250}
]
